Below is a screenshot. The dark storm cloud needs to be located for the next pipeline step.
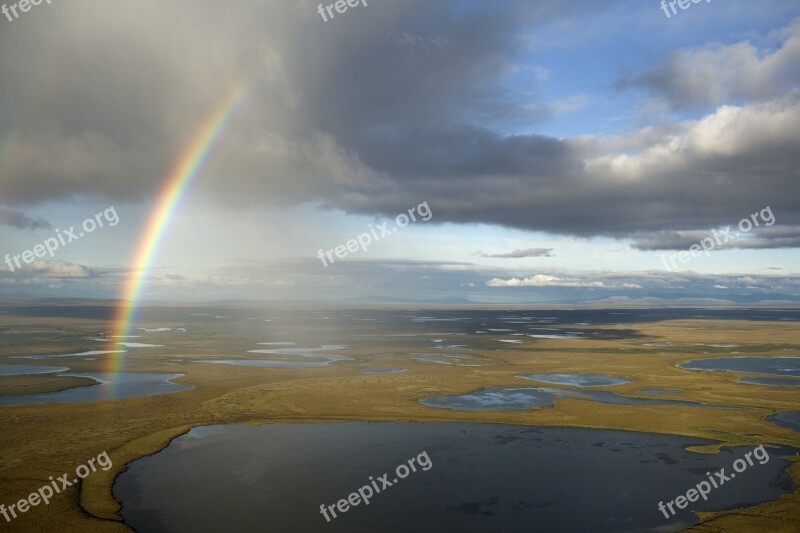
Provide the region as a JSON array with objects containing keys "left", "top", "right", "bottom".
[
  {"left": 1, "top": 0, "right": 798, "bottom": 248},
  {"left": 219, "top": 3, "right": 800, "bottom": 244},
  {"left": 631, "top": 226, "right": 800, "bottom": 251}
]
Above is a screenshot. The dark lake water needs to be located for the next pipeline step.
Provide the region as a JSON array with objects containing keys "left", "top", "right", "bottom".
[
  {"left": 420, "top": 387, "right": 738, "bottom": 412},
  {"left": 738, "top": 377, "right": 800, "bottom": 387},
  {"left": 113, "top": 423, "right": 795, "bottom": 533},
  {"left": 0, "top": 373, "right": 191, "bottom": 405},
  {"left": 769, "top": 412, "right": 800, "bottom": 433},
  {"left": 681, "top": 357, "right": 800, "bottom": 378},
  {"left": 516, "top": 373, "right": 630, "bottom": 387}
]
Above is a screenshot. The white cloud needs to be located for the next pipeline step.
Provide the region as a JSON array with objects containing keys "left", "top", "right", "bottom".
[
  {"left": 624, "top": 18, "right": 800, "bottom": 109},
  {"left": 486, "top": 274, "right": 606, "bottom": 288},
  {"left": 585, "top": 97, "right": 800, "bottom": 180}
]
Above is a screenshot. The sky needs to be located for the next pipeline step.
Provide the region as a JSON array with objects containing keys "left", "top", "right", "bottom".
[{"left": 1, "top": 0, "right": 799, "bottom": 304}]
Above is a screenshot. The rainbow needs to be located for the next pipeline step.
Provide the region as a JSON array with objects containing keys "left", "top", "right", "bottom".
[{"left": 106, "top": 81, "right": 250, "bottom": 374}]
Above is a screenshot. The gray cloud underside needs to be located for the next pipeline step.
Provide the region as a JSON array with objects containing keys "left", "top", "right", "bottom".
[
  {"left": 0, "top": 208, "right": 50, "bottom": 230},
  {"left": 630, "top": 226, "right": 800, "bottom": 251},
  {"left": 1, "top": 1, "right": 799, "bottom": 247},
  {"left": 479, "top": 248, "right": 555, "bottom": 258}
]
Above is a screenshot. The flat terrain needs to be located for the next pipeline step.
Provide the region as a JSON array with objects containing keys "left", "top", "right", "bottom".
[
  {"left": 0, "top": 306, "right": 798, "bottom": 532},
  {"left": 0, "top": 375, "right": 97, "bottom": 397}
]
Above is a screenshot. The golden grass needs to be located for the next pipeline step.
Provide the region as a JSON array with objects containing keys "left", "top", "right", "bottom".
[
  {"left": 0, "top": 314, "right": 797, "bottom": 531},
  {"left": 0, "top": 375, "right": 97, "bottom": 397}
]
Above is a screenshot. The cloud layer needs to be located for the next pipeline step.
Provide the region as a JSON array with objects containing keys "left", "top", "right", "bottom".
[{"left": 0, "top": 1, "right": 797, "bottom": 250}]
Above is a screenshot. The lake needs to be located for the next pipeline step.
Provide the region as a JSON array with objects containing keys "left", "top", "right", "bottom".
[
  {"left": 113, "top": 422, "right": 795, "bottom": 533},
  {"left": 0, "top": 373, "right": 192, "bottom": 405},
  {"left": 681, "top": 357, "right": 800, "bottom": 378}
]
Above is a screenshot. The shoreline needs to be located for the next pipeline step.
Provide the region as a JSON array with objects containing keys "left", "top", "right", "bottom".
[
  {"left": 91, "top": 416, "right": 800, "bottom": 532},
  {"left": 0, "top": 313, "right": 797, "bottom": 531}
]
